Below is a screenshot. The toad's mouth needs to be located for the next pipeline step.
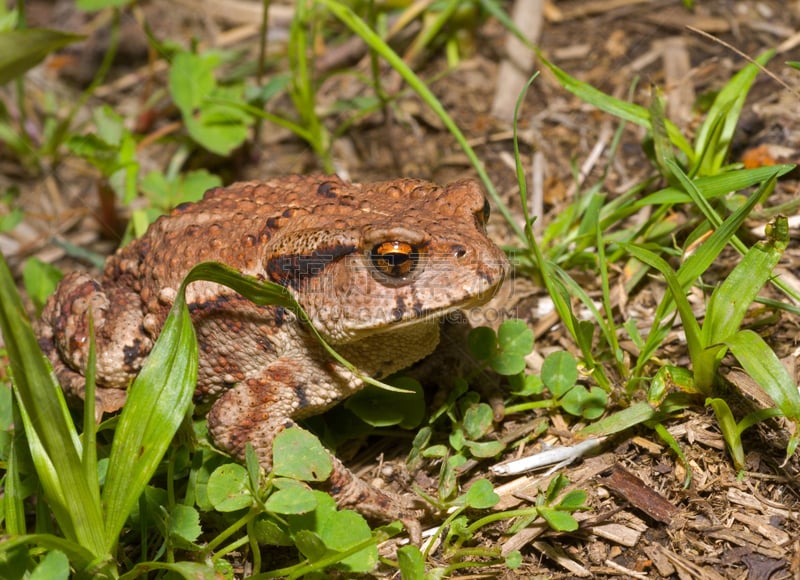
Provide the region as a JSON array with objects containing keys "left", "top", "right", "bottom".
[{"left": 333, "top": 282, "right": 505, "bottom": 340}]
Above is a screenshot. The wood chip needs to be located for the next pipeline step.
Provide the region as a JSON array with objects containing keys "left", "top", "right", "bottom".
[
  {"left": 724, "top": 368, "right": 778, "bottom": 411},
  {"left": 590, "top": 522, "right": 642, "bottom": 547},
  {"left": 643, "top": 11, "right": 730, "bottom": 33},
  {"left": 727, "top": 487, "right": 794, "bottom": 519},
  {"left": 603, "top": 558, "right": 650, "bottom": 579},
  {"left": 490, "top": 0, "right": 544, "bottom": 122},
  {"left": 493, "top": 474, "right": 535, "bottom": 510},
  {"left": 777, "top": 29, "right": 800, "bottom": 53},
  {"left": 501, "top": 521, "right": 549, "bottom": 556},
  {"left": 659, "top": 36, "right": 694, "bottom": 125},
  {"left": 597, "top": 464, "right": 678, "bottom": 524},
  {"left": 705, "top": 528, "right": 784, "bottom": 560},
  {"left": 547, "top": 0, "right": 657, "bottom": 21},
  {"left": 731, "top": 512, "right": 791, "bottom": 547},
  {"left": 630, "top": 435, "right": 664, "bottom": 454},
  {"left": 643, "top": 543, "right": 677, "bottom": 577},
  {"left": 172, "top": 0, "right": 293, "bottom": 27},
  {"left": 649, "top": 542, "right": 728, "bottom": 580},
  {"left": 533, "top": 541, "right": 592, "bottom": 577}
]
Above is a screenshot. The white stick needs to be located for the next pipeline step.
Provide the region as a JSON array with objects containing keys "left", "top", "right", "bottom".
[{"left": 490, "top": 437, "right": 606, "bottom": 476}]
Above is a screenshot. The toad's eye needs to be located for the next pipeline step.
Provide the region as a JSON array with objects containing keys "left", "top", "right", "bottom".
[{"left": 370, "top": 241, "right": 419, "bottom": 278}]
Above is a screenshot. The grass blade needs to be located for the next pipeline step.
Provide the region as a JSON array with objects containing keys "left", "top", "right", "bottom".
[
  {"left": 633, "top": 165, "right": 794, "bottom": 207},
  {"left": 693, "top": 50, "right": 774, "bottom": 176},
  {"left": 0, "top": 535, "right": 97, "bottom": 572},
  {"left": 706, "top": 398, "right": 745, "bottom": 469},
  {"left": 652, "top": 423, "right": 691, "bottom": 487},
  {"left": 578, "top": 401, "right": 658, "bottom": 436},
  {"left": 82, "top": 314, "right": 101, "bottom": 511},
  {"left": 0, "top": 253, "right": 105, "bottom": 556},
  {"left": 0, "top": 28, "right": 84, "bottom": 85},
  {"left": 671, "top": 160, "right": 775, "bottom": 289},
  {"left": 726, "top": 330, "right": 800, "bottom": 422},
  {"left": 703, "top": 217, "right": 788, "bottom": 345},
  {"left": 183, "top": 262, "right": 405, "bottom": 392},
  {"left": 624, "top": 244, "right": 703, "bottom": 375},
  {"left": 100, "top": 271, "right": 197, "bottom": 552},
  {"left": 100, "top": 258, "right": 410, "bottom": 552},
  {"left": 649, "top": 87, "right": 679, "bottom": 185},
  {"left": 630, "top": 164, "right": 781, "bottom": 380},
  {"left": 4, "top": 418, "right": 27, "bottom": 535},
  {"left": 537, "top": 53, "right": 694, "bottom": 161}
]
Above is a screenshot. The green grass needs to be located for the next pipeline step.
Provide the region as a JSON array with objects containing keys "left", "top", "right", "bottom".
[{"left": 1, "top": 0, "right": 799, "bottom": 577}]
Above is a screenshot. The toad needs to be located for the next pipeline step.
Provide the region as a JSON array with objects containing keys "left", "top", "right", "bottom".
[{"left": 38, "top": 174, "right": 509, "bottom": 533}]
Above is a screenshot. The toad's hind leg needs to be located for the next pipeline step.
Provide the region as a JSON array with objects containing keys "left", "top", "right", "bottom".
[
  {"left": 207, "top": 364, "right": 428, "bottom": 541},
  {"left": 39, "top": 271, "right": 151, "bottom": 414}
]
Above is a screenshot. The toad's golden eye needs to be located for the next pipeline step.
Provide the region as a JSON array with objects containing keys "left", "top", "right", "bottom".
[{"left": 370, "top": 241, "right": 419, "bottom": 278}]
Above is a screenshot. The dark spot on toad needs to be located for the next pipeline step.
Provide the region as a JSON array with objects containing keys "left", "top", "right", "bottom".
[
  {"left": 38, "top": 336, "right": 55, "bottom": 356},
  {"left": 274, "top": 306, "right": 288, "bottom": 327},
  {"left": 293, "top": 383, "right": 309, "bottom": 408},
  {"left": 392, "top": 295, "right": 406, "bottom": 321},
  {"left": 475, "top": 264, "right": 496, "bottom": 285},
  {"left": 266, "top": 244, "right": 357, "bottom": 289},
  {"left": 188, "top": 294, "right": 232, "bottom": 313},
  {"left": 255, "top": 334, "right": 276, "bottom": 353},
  {"left": 316, "top": 181, "right": 339, "bottom": 198},
  {"left": 123, "top": 338, "right": 144, "bottom": 366}
]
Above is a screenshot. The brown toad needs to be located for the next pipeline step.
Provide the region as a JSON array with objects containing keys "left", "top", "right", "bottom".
[{"left": 38, "top": 174, "right": 508, "bottom": 531}]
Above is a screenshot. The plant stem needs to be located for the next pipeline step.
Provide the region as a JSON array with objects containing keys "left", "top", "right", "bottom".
[
  {"left": 202, "top": 508, "right": 257, "bottom": 557},
  {"left": 253, "top": 0, "right": 271, "bottom": 145}
]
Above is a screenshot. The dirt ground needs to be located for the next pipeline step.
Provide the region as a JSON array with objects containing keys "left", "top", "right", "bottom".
[{"left": 3, "top": 0, "right": 800, "bottom": 577}]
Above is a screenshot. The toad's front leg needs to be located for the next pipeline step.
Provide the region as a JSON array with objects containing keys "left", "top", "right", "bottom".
[{"left": 207, "top": 360, "right": 428, "bottom": 542}]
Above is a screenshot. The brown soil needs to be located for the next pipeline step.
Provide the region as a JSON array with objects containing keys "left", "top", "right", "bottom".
[{"left": 3, "top": 0, "right": 800, "bottom": 577}]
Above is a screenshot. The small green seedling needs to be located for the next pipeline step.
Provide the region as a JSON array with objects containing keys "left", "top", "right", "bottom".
[
  {"left": 469, "top": 320, "right": 608, "bottom": 420},
  {"left": 403, "top": 383, "right": 505, "bottom": 503},
  {"left": 140, "top": 169, "right": 222, "bottom": 213},
  {"left": 582, "top": 212, "right": 800, "bottom": 472},
  {"left": 21, "top": 257, "right": 63, "bottom": 315},
  {"left": 66, "top": 105, "right": 139, "bottom": 204},
  {"left": 168, "top": 50, "right": 254, "bottom": 156},
  {"left": 396, "top": 473, "right": 586, "bottom": 577},
  {"left": 402, "top": 478, "right": 524, "bottom": 577},
  {"left": 198, "top": 432, "right": 382, "bottom": 577},
  {"left": 468, "top": 319, "right": 533, "bottom": 376},
  {"left": 513, "top": 50, "right": 799, "bottom": 398},
  {"left": 535, "top": 473, "right": 588, "bottom": 532}
]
